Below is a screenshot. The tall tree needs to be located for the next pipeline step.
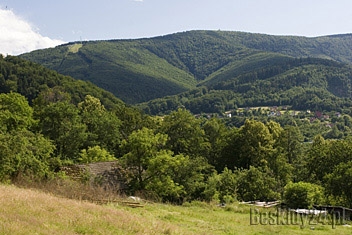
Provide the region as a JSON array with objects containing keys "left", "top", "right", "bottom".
[
  {"left": 161, "top": 108, "right": 209, "bottom": 157},
  {"left": 78, "top": 95, "right": 121, "bottom": 155},
  {"left": 237, "top": 119, "right": 274, "bottom": 169},
  {"left": 202, "top": 118, "right": 229, "bottom": 169},
  {"left": 305, "top": 135, "right": 330, "bottom": 183},
  {"left": 325, "top": 161, "right": 352, "bottom": 208},
  {"left": 34, "top": 101, "right": 87, "bottom": 163},
  {"left": 120, "top": 127, "right": 168, "bottom": 190}
]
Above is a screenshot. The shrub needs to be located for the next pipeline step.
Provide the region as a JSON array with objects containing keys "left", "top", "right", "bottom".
[
  {"left": 283, "top": 181, "right": 324, "bottom": 209},
  {"left": 78, "top": 146, "right": 115, "bottom": 163}
]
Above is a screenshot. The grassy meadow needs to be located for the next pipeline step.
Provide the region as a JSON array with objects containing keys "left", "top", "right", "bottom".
[{"left": 0, "top": 184, "right": 351, "bottom": 235}]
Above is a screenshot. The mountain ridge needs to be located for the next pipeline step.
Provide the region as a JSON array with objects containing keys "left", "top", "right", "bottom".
[{"left": 20, "top": 30, "right": 352, "bottom": 110}]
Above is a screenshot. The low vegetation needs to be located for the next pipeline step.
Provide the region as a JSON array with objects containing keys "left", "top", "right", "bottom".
[{"left": 1, "top": 184, "right": 351, "bottom": 234}]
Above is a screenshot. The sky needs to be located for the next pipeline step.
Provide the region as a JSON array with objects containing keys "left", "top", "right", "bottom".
[{"left": 1, "top": 0, "right": 352, "bottom": 55}]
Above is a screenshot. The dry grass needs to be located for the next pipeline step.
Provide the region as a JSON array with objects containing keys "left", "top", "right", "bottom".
[
  {"left": 0, "top": 184, "right": 191, "bottom": 235},
  {"left": 1, "top": 182, "right": 351, "bottom": 235},
  {"left": 13, "top": 176, "right": 122, "bottom": 203}
]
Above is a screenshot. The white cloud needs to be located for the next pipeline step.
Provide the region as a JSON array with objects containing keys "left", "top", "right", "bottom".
[{"left": 0, "top": 9, "right": 65, "bottom": 55}]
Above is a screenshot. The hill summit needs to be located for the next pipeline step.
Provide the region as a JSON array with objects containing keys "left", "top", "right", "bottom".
[{"left": 21, "top": 30, "right": 352, "bottom": 112}]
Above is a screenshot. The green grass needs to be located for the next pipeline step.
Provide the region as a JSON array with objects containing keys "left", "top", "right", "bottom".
[
  {"left": 1, "top": 184, "right": 351, "bottom": 235},
  {"left": 68, "top": 43, "right": 83, "bottom": 53},
  {"left": 118, "top": 202, "right": 351, "bottom": 235}
]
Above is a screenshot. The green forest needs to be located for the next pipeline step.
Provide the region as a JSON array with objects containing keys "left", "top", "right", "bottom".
[
  {"left": 138, "top": 57, "right": 352, "bottom": 115},
  {"left": 2, "top": 54, "right": 352, "bottom": 209},
  {"left": 20, "top": 30, "right": 352, "bottom": 106}
]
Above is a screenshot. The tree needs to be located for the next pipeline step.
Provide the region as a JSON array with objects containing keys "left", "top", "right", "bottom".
[
  {"left": 202, "top": 118, "right": 229, "bottom": 169},
  {"left": 78, "top": 95, "right": 121, "bottom": 155},
  {"left": 324, "top": 125, "right": 343, "bottom": 139},
  {"left": 145, "top": 153, "right": 187, "bottom": 201},
  {"left": 236, "top": 166, "right": 279, "bottom": 201},
  {"left": 219, "top": 128, "right": 241, "bottom": 170},
  {"left": 114, "top": 106, "right": 149, "bottom": 139},
  {"left": 283, "top": 182, "right": 324, "bottom": 209},
  {"left": 120, "top": 127, "right": 168, "bottom": 190},
  {"left": 324, "top": 161, "right": 352, "bottom": 207},
  {"left": 0, "top": 92, "right": 34, "bottom": 132},
  {"left": 236, "top": 119, "right": 274, "bottom": 169},
  {"left": 33, "top": 87, "right": 71, "bottom": 106},
  {"left": 277, "top": 125, "right": 303, "bottom": 165},
  {"left": 120, "top": 127, "right": 212, "bottom": 202},
  {"left": 305, "top": 135, "right": 330, "bottom": 183},
  {"left": 0, "top": 130, "right": 55, "bottom": 182},
  {"left": 208, "top": 167, "right": 238, "bottom": 203},
  {"left": 305, "top": 136, "right": 352, "bottom": 185},
  {"left": 161, "top": 108, "right": 209, "bottom": 157},
  {"left": 172, "top": 156, "right": 214, "bottom": 201},
  {"left": 34, "top": 101, "right": 87, "bottom": 163},
  {"left": 266, "top": 120, "right": 283, "bottom": 144}
]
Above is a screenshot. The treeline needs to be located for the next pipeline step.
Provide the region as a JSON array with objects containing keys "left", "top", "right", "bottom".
[{"left": 2, "top": 94, "right": 352, "bottom": 208}]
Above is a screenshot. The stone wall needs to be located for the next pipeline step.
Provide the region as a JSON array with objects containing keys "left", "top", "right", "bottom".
[{"left": 60, "top": 161, "right": 127, "bottom": 192}]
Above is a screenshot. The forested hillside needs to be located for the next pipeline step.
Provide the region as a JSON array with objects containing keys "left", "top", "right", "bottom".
[
  {"left": 20, "top": 41, "right": 197, "bottom": 103},
  {"left": 0, "top": 55, "right": 125, "bottom": 108},
  {"left": 2, "top": 55, "right": 352, "bottom": 210},
  {"left": 20, "top": 30, "right": 352, "bottom": 106},
  {"left": 139, "top": 56, "right": 352, "bottom": 115}
]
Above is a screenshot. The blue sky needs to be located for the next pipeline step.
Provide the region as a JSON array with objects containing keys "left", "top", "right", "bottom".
[{"left": 1, "top": 0, "right": 352, "bottom": 55}]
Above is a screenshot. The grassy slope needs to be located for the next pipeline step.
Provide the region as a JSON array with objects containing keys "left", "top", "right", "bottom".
[
  {"left": 1, "top": 185, "right": 351, "bottom": 235},
  {"left": 0, "top": 185, "right": 187, "bottom": 235}
]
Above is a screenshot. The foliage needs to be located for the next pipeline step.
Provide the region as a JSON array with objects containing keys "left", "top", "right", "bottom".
[
  {"left": 78, "top": 95, "right": 122, "bottom": 155},
  {"left": 0, "top": 92, "right": 34, "bottom": 132},
  {"left": 160, "top": 108, "right": 209, "bottom": 157},
  {"left": 0, "top": 55, "right": 125, "bottom": 108},
  {"left": 21, "top": 31, "right": 352, "bottom": 107},
  {"left": 324, "top": 161, "right": 352, "bottom": 207},
  {"left": 34, "top": 100, "right": 87, "bottom": 162},
  {"left": 0, "top": 130, "right": 55, "bottom": 181},
  {"left": 4, "top": 51, "right": 352, "bottom": 206},
  {"left": 202, "top": 118, "right": 229, "bottom": 169},
  {"left": 120, "top": 127, "right": 212, "bottom": 202},
  {"left": 236, "top": 166, "right": 280, "bottom": 201},
  {"left": 21, "top": 41, "right": 196, "bottom": 104},
  {"left": 78, "top": 146, "right": 115, "bottom": 164},
  {"left": 139, "top": 58, "right": 352, "bottom": 115},
  {"left": 204, "top": 167, "right": 237, "bottom": 203},
  {"left": 283, "top": 181, "right": 324, "bottom": 209},
  {"left": 120, "top": 127, "right": 169, "bottom": 190},
  {"left": 145, "top": 153, "right": 187, "bottom": 201}
]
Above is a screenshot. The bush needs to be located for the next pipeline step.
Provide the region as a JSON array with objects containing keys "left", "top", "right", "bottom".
[
  {"left": 283, "top": 181, "right": 324, "bottom": 209},
  {"left": 78, "top": 146, "right": 115, "bottom": 163}
]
